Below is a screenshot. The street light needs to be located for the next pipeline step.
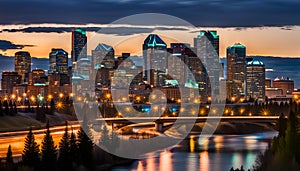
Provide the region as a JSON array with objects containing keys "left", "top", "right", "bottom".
[
  {"left": 11, "top": 94, "right": 16, "bottom": 100},
  {"left": 48, "top": 94, "right": 53, "bottom": 100},
  {"left": 207, "top": 96, "right": 212, "bottom": 101}
]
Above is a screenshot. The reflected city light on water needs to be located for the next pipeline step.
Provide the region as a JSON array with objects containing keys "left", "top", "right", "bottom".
[
  {"left": 190, "top": 135, "right": 195, "bottom": 152},
  {"left": 200, "top": 151, "right": 210, "bottom": 171},
  {"left": 112, "top": 132, "right": 277, "bottom": 171},
  {"left": 213, "top": 136, "right": 224, "bottom": 151},
  {"left": 146, "top": 157, "right": 155, "bottom": 171},
  {"left": 232, "top": 153, "right": 243, "bottom": 169},
  {"left": 159, "top": 150, "right": 172, "bottom": 171},
  {"left": 136, "top": 161, "right": 144, "bottom": 171}
]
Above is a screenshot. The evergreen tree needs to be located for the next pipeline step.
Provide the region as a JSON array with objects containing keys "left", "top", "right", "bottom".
[
  {"left": 50, "top": 98, "right": 55, "bottom": 115},
  {"left": 41, "top": 121, "right": 57, "bottom": 171},
  {"left": 58, "top": 121, "right": 71, "bottom": 171},
  {"left": 4, "top": 100, "right": 9, "bottom": 115},
  {"left": 99, "top": 124, "right": 110, "bottom": 149},
  {"left": 69, "top": 128, "right": 79, "bottom": 166},
  {"left": 0, "top": 100, "right": 3, "bottom": 115},
  {"left": 6, "top": 145, "right": 13, "bottom": 164},
  {"left": 277, "top": 113, "right": 287, "bottom": 138},
  {"left": 13, "top": 101, "right": 18, "bottom": 114},
  {"left": 9, "top": 100, "right": 13, "bottom": 115},
  {"left": 77, "top": 114, "right": 94, "bottom": 170},
  {"left": 22, "top": 127, "right": 40, "bottom": 168},
  {"left": 27, "top": 102, "right": 31, "bottom": 113}
]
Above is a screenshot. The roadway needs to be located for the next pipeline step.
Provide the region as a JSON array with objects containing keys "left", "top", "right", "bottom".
[{"left": 0, "top": 124, "right": 80, "bottom": 160}]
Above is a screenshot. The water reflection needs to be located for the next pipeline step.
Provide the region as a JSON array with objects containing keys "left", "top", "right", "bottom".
[
  {"left": 160, "top": 151, "right": 172, "bottom": 171},
  {"left": 113, "top": 132, "right": 277, "bottom": 171},
  {"left": 199, "top": 151, "right": 209, "bottom": 171}
]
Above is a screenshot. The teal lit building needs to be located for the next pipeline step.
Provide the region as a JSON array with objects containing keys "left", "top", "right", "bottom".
[
  {"left": 71, "top": 28, "right": 87, "bottom": 63},
  {"left": 226, "top": 43, "right": 246, "bottom": 99},
  {"left": 92, "top": 43, "right": 115, "bottom": 69},
  {"left": 246, "top": 59, "right": 265, "bottom": 100},
  {"left": 143, "top": 34, "right": 167, "bottom": 87}
]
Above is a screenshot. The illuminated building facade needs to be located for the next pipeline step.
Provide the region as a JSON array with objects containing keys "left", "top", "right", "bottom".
[
  {"left": 143, "top": 34, "right": 167, "bottom": 87},
  {"left": 1, "top": 71, "right": 21, "bottom": 95},
  {"left": 194, "top": 31, "right": 220, "bottom": 97},
  {"left": 273, "top": 77, "right": 294, "bottom": 95},
  {"left": 71, "top": 28, "right": 87, "bottom": 63},
  {"left": 168, "top": 43, "right": 190, "bottom": 86},
  {"left": 92, "top": 43, "right": 115, "bottom": 69},
  {"left": 29, "top": 69, "right": 47, "bottom": 85},
  {"left": 246, "top": 59, "right": 265, "bottom": 100},
  {"left": 49, "top": 48, "right": 68, "bottom": 74},
  {"left": 15, "top": 51, "right": 31, "bottom": 83},
  {"left": 226, "top": 43, "right": 246, "bottom": 98}
]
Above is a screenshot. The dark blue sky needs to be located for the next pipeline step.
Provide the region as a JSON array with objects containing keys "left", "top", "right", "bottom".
[{"left": 1, "top": 0, "right": 300, "bottom": 27}]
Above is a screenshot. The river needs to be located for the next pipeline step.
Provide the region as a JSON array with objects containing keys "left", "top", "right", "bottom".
[{"left": 112, "top": 131, "right": 278, "bottom": 171}]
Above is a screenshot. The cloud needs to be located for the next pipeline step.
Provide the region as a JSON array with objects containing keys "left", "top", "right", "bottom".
[
  {"left": 1, "top": 25, "right": 189, "bottom": 35},
  {"left": 0, "top": 40, "right": 34, "bottom": 51},
  {"left": 2, "top": 27, "right": 101, "bottom": 33},
  {"left": 0, "top": 0, "right": 299, "bottom": 27}
]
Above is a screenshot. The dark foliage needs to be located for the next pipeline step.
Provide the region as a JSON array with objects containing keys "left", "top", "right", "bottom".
[
  {"left": 41, "top": 121, "right": 57, "bottom": 171},
  {"left": 22, "top": 127, "right": 40, "bottom": 168}
]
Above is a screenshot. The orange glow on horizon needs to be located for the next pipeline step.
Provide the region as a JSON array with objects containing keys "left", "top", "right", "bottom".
[{"left": 0, "top": 25, "right": 299, "bottom": 58}]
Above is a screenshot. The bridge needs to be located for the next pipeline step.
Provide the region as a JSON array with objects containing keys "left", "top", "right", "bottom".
[{"left": 92, "top": 116, "right": 281, "bottom": 132}]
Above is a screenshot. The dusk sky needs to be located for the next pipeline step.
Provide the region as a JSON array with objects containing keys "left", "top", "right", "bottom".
[{"left": 0, "top": 0, "right": 300, "bottom": 58}]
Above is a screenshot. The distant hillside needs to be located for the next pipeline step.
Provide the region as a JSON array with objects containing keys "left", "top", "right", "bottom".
[
  {"left": 0, "top": 55, "right": 299, "bottom": 88},
  {"left": 221, "top": 56, "right": 300, "bottom": 88},
  {"left": 0, "top": 55, "right": 49, "bottom": 73}
]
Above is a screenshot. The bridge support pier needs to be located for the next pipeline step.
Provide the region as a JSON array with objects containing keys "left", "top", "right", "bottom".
[{"left": 155, "top": 121, "right": 163, "bottom": 132}]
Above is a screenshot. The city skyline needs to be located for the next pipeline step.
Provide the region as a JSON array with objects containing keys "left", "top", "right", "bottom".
[{"left": 0, "top": 24, "right": 300, "bottom": 58}]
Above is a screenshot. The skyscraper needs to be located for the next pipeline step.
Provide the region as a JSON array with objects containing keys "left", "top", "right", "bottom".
[
  {"left": 194, "top": 30, "right": 220, "bottom": 97},
  {"left": 143, "top": 34, "right": 167, "bottom": 87},
  {"left": 226, "top": 43, "right": 246, "bottom": 98},
  {"left": 92, "top": 43, "right": 115, "bottom": 69},
  {"left": 14, "top": 51, "right": 31, "bottom": 83},
  {"left": 168, "top": 43, "right": 190, "bottom": 86},
  {"left": 246, "top": 59, "right": 265, "bottom": 100},
  {"left": 49, "top": 48, "right": 68, "bottom": 74},
  {"left": 71, "top": 28, "right": 87, "bottom": 64}
]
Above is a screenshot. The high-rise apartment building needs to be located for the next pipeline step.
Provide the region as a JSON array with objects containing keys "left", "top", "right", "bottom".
[
  {"left": 49, "top": 48, "right": 68, "bottom": 74},
  {"left": 226, "top": 43, "right": 246, "bottom": 98},
  {"left": 246, "top": 59, "right": 265, "bottom": 100},
  {"left": 71, "top": 28, "right": 87, "bottom": 64},
  {"left": 143, "top": 34, "right": 167, "bottom": 87},
  {"left": 194, "top": 31, "right": 220, "bottom": 96},
  {"left": 14, "top": 51, "right": 31, "bottom": 83}
]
